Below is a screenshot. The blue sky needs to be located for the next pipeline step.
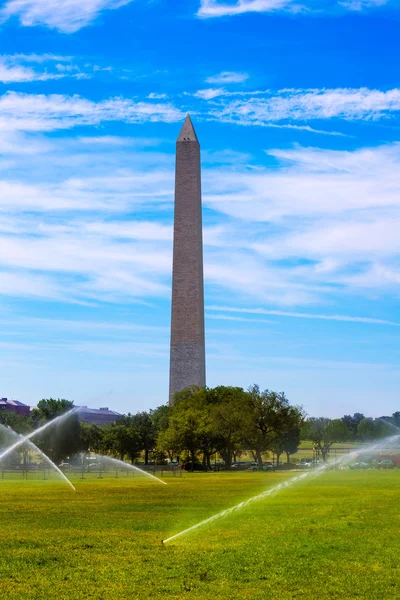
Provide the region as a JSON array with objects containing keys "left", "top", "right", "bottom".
[{"left": 0, "top": 0, "right": 399, "bottom": 417}]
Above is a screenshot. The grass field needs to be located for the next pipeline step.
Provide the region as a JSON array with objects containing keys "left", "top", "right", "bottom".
[{"left": 1, "top": 470, "right": 400, "bottom": 600}]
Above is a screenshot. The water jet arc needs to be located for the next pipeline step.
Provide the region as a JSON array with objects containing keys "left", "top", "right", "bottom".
[
  {"left": 162, "top": 434, "right": 400, "bottom": 544},
  {"left": 0, "top": 424, "right": 75, "bottom": 490},
  {"left": 93, "top": 454, "right": 167, "bottom": 485},
  {"left": 0, "top": 407, "right": 79, "bottom": 463},
  {"left": 379, "top": 419, "right": 400, "bottom": 433}
]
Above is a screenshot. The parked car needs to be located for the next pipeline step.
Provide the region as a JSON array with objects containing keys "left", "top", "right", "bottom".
[
  {"left": 59, "top": 462, "right": 71, "bottom": 471},
  {"left": 377, "top": 459, "right": 395, "bottom": 469},
  {"left": 210, "top": 462, "right": 225, "bottom": 471},
  {"left": 263, "top": 463, "right": 274, "bottom": 471},
  {"left": 87, "top": 462, "right": 99, "bottom": 471},
  {"left": 182, "top": 462, "right": 205, "bottom": 471},
  {"left": 231, "top": 462, "right": 248, "bottom": 470},
  {"left": 299, "top": 459, "right": 313, "bottom": 468},
  {"left": 349, "top": 462, "right": 369, "bottom": 470},
  {"left": 247, "top": 462, "right": 274, "bottom": 472},
  {"left": 248, "top": 462, "right": 260, "bottom": 471}
]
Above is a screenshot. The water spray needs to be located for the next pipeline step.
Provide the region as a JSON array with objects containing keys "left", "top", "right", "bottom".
[
  {"left": 0, "top": 424, "right": 75, "bottom": 490},
  {"left": 92, "top": 454, "right": 167, "bottom": 486},
  {"left": 162, "top": 433, "right": 400, "bottom": 544},
  {"left": 0, "top": 407, "right": 80, "bottom": 463},
  {"left": 378, "top": 419, "right": 400, "bottom": 433}
]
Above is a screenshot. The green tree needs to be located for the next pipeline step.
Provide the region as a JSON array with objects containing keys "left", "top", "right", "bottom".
[
  {"left": 130, "top": 412, "right": 158, "bottom": 464},
  {"left": 164, "top": 407, "right": 201, "bottom": 468},
  {"left": 391, "top": 412, "right": 400, "bottom": 427},
  {"left": 157, "top": 425, "right": 182, "bottom": 462},
  {"left": 158, "top": 387, "right": 213, "bottom": 470},
  {"left": 357, "top": 417, "right": 391, "bottom": 442},
  {"left": 30, "top": 398, "right": 80, "bottom": 464},
  {"left": 150, "top": 405, "right": 169, "bottom": 433},
  {"left": 79, "top": 422, "right": 104, "bottom": 454},
  {"left": 31, "top": 398, "right": 75, "bottom": 425},
  {"left": 207, "top": 386, "right": 247, "bottom": 468},
  {"left": 101, "top": 423, "right": 141, "bottom": 464},
  {"left": 0, "top": 411, "right": 30, "bottom": 434},
  {"left": 243, "top": 385, "right": 303, "bottom": 468},
  {"left": 281, "top": 428, "right": 302, "bottom": 464},
  {"left": 303, "top": 418, "right": 350, "bottom": 462},
  {"left": 270, "top": 437, "right": 285, "bottom": 467},
  {"left": 342, "top": 413, "right": 365, "bottom": 440}
]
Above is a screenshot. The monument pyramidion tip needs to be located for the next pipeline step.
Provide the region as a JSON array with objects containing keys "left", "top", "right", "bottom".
[{"left": 177, "top": 114, "right": 199, "bottom": 143}]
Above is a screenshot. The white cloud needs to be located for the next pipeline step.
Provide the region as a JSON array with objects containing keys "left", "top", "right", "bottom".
[
  {"left": 193, "top": 86, "right": 400, "bottom": 132},
  {"left": 0, "top": 233, "right": 172, "bottom": 303},
  {"left": 1, "top": 88, "right": 399, "bottom": 136},
  {"left": 206, "top": 71, "right": 249, "bottom": 84},
  {"left": 207, "top": 314, "right": 276, "bottom": 324},
  {"left": 0, "top": 55, "right": 95, "bottom": 83},
  {"left": 0, "top": 271, "right": 66, "bottom": 301},
  {"left": 204, "top": 143, "right": 400, "bottom": 222},
  {"left": 0, "top": 0, "right": 136, "bottom": 33},
  {"left": 202, "top": 142, "right": 400, "bottom": 298},
  {"left": 147, "top": 93, "right": 168, "bottom": 100},
  {"left": 195, "top": 89, "right": 271, "bottom": 98},
  {"left": 195, "top": 88, "right": 227, "bottom": 100},
  {"left": 85, "top": 221, "right": 173, "bottom": 241},
  {"left": 209, "top": 88, "right": 400, "bottom": 125},
  {"left": 198, "top": 0, "right": 298, "bottom": 17},
  {"left": 2, "top": 54, "right": 73, "bottom": 63},
  {"left": 198, "top": 0, "right": 390, "bottom": 16},
  {"left": 0, "top": 62, "right": 63, "bottom": 83},
  {"left": 206, "top": 306, "right": 399, "bottom": 326},
  {"left": 339, "top": 0, "right": 388, "bottom": 9},
  {"left": 1, "top": 128, "right": 400, "bottom": 309},
  {"left": 0, "top": 92, "right": 184, "bottom": 132}
]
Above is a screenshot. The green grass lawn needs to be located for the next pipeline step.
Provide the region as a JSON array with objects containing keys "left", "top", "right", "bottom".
[{"left": 1, "top": 470, "right": 400, "bottom": 599}]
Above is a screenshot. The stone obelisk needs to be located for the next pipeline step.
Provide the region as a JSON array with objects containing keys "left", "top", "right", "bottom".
[{"left": 169, "top": 115, "right": 206, "bottom": 405}]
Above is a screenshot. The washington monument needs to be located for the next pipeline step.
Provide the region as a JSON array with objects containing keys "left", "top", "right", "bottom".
[{"left": 169, "top": 115, "right": 206, "bottom": 404}]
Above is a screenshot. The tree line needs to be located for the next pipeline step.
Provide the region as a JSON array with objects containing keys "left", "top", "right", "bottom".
[{"left": 0, "top": 388, "right": 399, "bottom": 468}]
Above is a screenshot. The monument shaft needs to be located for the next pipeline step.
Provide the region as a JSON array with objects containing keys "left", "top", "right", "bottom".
[{"left": 169, "top": 116, "right": 206, "bottom": 404}]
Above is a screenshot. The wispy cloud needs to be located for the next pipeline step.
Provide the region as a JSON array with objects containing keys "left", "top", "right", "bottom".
[
  {"left": 204, "top": 142, "right": 400, "bottom": 221},
  {"left": 3, "top": 87, "right": 398, "bottom": 136},
  {"left": 339, "top": 0, "right": 389, "bottom": 9},
  {"left": 207, "top": 88, "right": 400, "bottom": 125},
  {"left": 0, "top": 91, "right": 184, "bottom": 132},
  {"left": 206, "top": 71, "right": 249, "bottom": 84},
  {"left": 0, "top": 62, "right": 62, "bottom": 83},
  {"left": 2, "top": 53, "right": 73, "bottom": 63},
  {"left": 0, "top": 0, "right": 136, "bottom": 33},
  {"left": 207, "top": 306, "right": 399, "bottom": 326},
  {"left": 2, "top": 131, "right": 400, "bottom": 308},
  {"left": 195, "top": 88, "right": 227, "bottom": 100},
  {"left": 200, "top": 141, "right": 400, "bottom": 301},
  {"left": 198, "top": 0, "right": 390, "bottom": 17},
  {"left": 207, "top": 314, "right": 276, "bottom": 324},
  {"left": 198, "top": 0, "right": 299, "bottom": 17},
  {"left": 148, "top": 93, "right": 169, "bottom": 100},
  {"left": 0, "top": 54, "right": 95, "bottom": 83}
]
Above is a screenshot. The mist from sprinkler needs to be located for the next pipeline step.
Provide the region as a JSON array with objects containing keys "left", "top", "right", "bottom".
[
  {"left": 162, "top": 433, "right": 400, "bottom": 545},
  {"left": 0, "top": 423, "right": 75, "bottom": 490},
  {"left": 0, "top": 407, "right": 80, "bottom": 463}
]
